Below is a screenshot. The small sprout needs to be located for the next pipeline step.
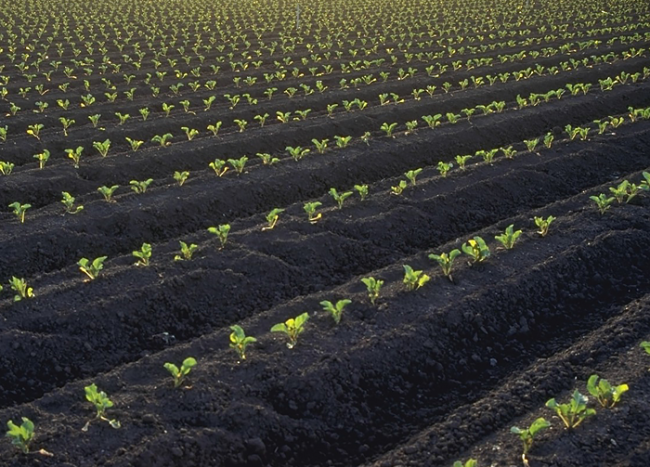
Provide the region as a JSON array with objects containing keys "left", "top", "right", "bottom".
[
  {"left": 494, "top": 224, "right": 522, "bottom": 250},
  {"left": 65, "top": 146, "right": 84, "bottom": 168},
  {"left": 380, "top": 122, "right": 398, "bottom": 137},
  {"left": 229, "top": 325, "right": 257, "bottom": 360},
  {"left": 208, "top": 159, "right": 229, "bottom": 177},
  {"left": 271, "top": 312, "right": 309, "bottom": 349},
  {"left": 587, "top": 374, "right": 628, "bottom": 408},
  {"left": 0, "top": 161, "right": 14, "bottom": 175},
  {"left": 34, "top": 150, "right": 50, "bottom": 169},
  {"left": 391, "top": 180, "right": 408, "bottom": 195},
  {"left": 590, "top": 193, "right": 615, "bottom": 214},
  {"left": 453, "top": 460, "right": 478, "bottom": 467},
  {"left": 320, "top": 299, "right": 351, "bottom": 324},
  {"left": 641, "top": 341, "right": 650, "bottom": 356},
  {"left": 9, "top": 277, "right": 33, "bottom": 301},
  {"left": 403, "top": 265, "right": 430, "bottom": 291},
  {"left": 405, "top": 168, "right": 423, "bottom": 185},
  {"left": 546, "top": 390, "right": 596, "bottom": 429},
  {"left": 429, "top": 249, "right": 461, "bottom": 282},
  {"left": 361, "top": 277, "right": 383, "bottom": 305},
  {"left": 329, "top": 188, "right": 353, "bottom": 209},
  {"left": 208, "top": 224, "right": 231, "bottom": 249},
  {"left": 304, "top": 201, "right": 322, "bottom": 223},
  {"left": 61, "top": 192, "right": 83, "bottom": 214},
  {"left": 78, "top": 256, "right": 107, "bottom": 281},
  {"left": 511, "top": 417, "right": 550, "bottom": 462},
  {"left": 6, "top": 417, "right": 34, "bottom": 453},
  {"left": 9, "top": 202, "right": 31, "bottom": 223},
  {"left": 92, "top": 139, "right": 111, "bottom": 158},
  {"left": 524, "top": 138, "right": 539, "bottom": 153},
  {"left": 82, "top": 383, "right": 120, "bottom": 431},
  {"left": 354, "top": 184, "right": 369, "bottom": 200},
  {"left": 263, "top": 208, "right": 284, "bottom": 230},
  {"left": 174, "top": 241, "right": 198, "bottom": 261},
  {"left": 227, "top": 156, "right": 248, "bottom": 175},
  {"left": 462, "top": 236, "right": 490, "bottom": 263},
  {"left": 173, "top": 171, "right": 189, "bottom": 186},
  {"left": 133, "top": 243, "right": 152, "bottom": 266},
  {"left": 534, "top": 215, "right": 556, "bottom": 237},
  {"left": 455, "top": 155, "right": 472, "bottom": 170},
  {"left": 130, "top": 179, "right": 154, "bottom": 194},
  {"left": 437, "top": 161, "right": 453, "bottom": 177},
  {"left": 164, "top": 357, "right": 197, "bottom": 388},
  {"left": 98, "top": 185, "right": 119, "bottom": 202}
]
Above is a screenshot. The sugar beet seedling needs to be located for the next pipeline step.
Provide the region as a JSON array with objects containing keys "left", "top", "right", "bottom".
[{"left": 82, "top": 383, "right": 120, "bottom": 431}]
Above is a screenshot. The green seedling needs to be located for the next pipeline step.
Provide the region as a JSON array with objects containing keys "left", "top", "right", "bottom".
[
  {"left": 65, "top": 146, "right": 84, "bottom": 168},
  {"left": 429, "top": 249, "right": 461, "bottom": 282},
  {"left": 462, "top": 236, "right": 490, "bottom": 263},
  {"left": 173, "top": 171, "right": 189, "bottom": 186},
  {"left": 546, "top": 390, "right": 596, "bottom": 429},
  {"left": 228, "top": 156, "right": 248, "bottom": 174},
  {"left": 78, "top": 256, "right": 107, "bottom": 281},
  {"left": 320, "top": 299, "right": 352, "bottom": 324},
  {"left": 208, "top": 224, "right": 231, "bottom": 249},
  {"left": 174, "top": 241, "right": 198, "bottom": 261},
  {"left": 304, "top": 201, "right": 322, "bottom": 223},
  {"left": 587, "top": 374, "right": 628, "bottom": 408},
  {"left": 494, "top": 224, "right": 522, "bottom": 250},
  {"left": 164, "top": 357, "right": 197, "bottom": 388},
  {"left": 286, "top": 146, "right": 310, "bottom": 161},
  {"left": 437, "top": 161, "right": 453, "bottom": 177},
  {"left": 405, "top": 168, "right": 423, "bottom": 186},
  {"left": 9, "top": 277, "right": 33, "bottom": 301},
  {"left": 133, "top": 243, "right": 152, "bottom": 266},
  {"left": 93, "top": 139, "right": 111, "bottom": 157},
  {"left": 361, "top": 277, "right": 383, "bottom": 305},
  {"left": 271, "top": 312, "right": 309, "bottom": 349},
  {"left": 34, "top": 150, "right": 50, "bottom": 169},
  {"left": 455, "top": 155, "right": 472, "bottom": 170},
  {"left": 6, "top": 417, "right": 35, "bottom": 453},
  {"left": 610, "top": 180, "right": 639, "bottom": 204},
  {"left": 209, "top": 159, "right": 229, "bottom": 177},
  {"left": 263, "top": 208, "right": 284, "bottom": 230},
  {"left": 130, "top": 179, "right": 154, "bottom": 194},
  {"left": 380, "top": 122, "right": 398, "bottom": 137},
  {"left": 640, "top": 172, "right": 650, "bottom": 191},
  {"left": 511, "top": 417, "right": 550, "bottom": 465},
  {"left": 257, "top": 153, "right": 280, "bottom": 166},
  {"left": 229, "top": 325, "right": 257, "bottom": 360},
  {"left": 98, "top": 185, "right": 119, "bottom": 202},
  {"left": 9, "top": 202, "right": 31, "bottom": 223},
  {"left": 26, "top": 123, "right": 44, "bottom": 140},
  {"left": 590, "top": 193, "right": 615, "bottom": 214},
  {"left": 334, "top": 135, "right": 352, "bottom": 148},
  {"left": 151, "top": 133, "right": 173, "bottom": 147},
  {"left": 403, "top": 265, "right": 430, "bottom": 291},
  {"left": 354, "top": 184, "right": 369, "bottom": 200},
  {"left": 329, "top": 188, "right": 353, "bottom": 209},
  {"left": 524, "top": 138, "right": 539, "bottom": 153},
  {"left": 61, "top": 192, "right": 83, "bottom": 214},
  {"left": 391, "top": 180, "right": 408, "bottom": 195},
  {"left": 82, "top": 383, "right": 120, "bottom": 431},
  {"left": 181, "top": 127, "right": 199, "bottom": 141},
  {"left": 534, "top": 215, "right": 556, "bottom": 237},
  {"left": 452, "top": 460, "right": 477, "bottom": 467}
]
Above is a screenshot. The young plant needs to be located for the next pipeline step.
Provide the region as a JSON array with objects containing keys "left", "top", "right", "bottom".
[
  {"left": 354, "top": 184, "right": 369, "bottom": 200},
  {"left": 263, "top": 208, "right": 284, "bottom": 230},
  {"left": 164, "top": 357, "right": 197, "bottom": 388},
  {"left": 130, "top": 179, "right": 154, "bottom": 194},
  {"left": 5, "top": 417, "right": 35, "bottom": 453},
  {"left": 511, "top": 417, "right": 550, "bottom": 463},
  {"left": 229, "top": 325, "right": 257, "bottom": 360},
  {"left": 208, "top": 159, "right": 229, "bottom": 177},
  {"left": 329, "top": 188, "right": 353, "bottom": 209},
  {"left": 587, "top": 374, "right": 629, "bottom": 408},
  {"left": 151, "top": 133, "right": 173, "bottom": 147},
  {"left": 93, "top": 139, "right": 111, "bottom": 158},
  {"left": 462, "top": 236, "right": 490, "bottom": 263},
  {"left": 455, "top": 155, "right": 472, "bottom": 170},
  {"left": 228, "top": 156, "right": 248, "bottom": 174},
  {"left": 174, "top": 241, "right": 198, "bottom": 261},
  {"left": 494, "top": 224, "right": 522, "bottom": 250},
  {"left": 271, "top": 312, "right": 309, "bottom": 349},
  {"left": 126, "top": 137, "right": 144, "bottom": 152},
  {"left": 546, "top": 390, "right": 596, "bottom": 429},
  {"left": 590, "top": 193, "right": 615, "bottom": 214},
  {"left": 9, "top": 202, "right": 31, "bottom": 223},
  {"left": 34, "top": 150, "right": 50, "bottom": 169},
  {"left": 208, "top": 224, "right": 231, "bottom": 249},
  {"left": 304, "top": 201, "right": 322, "bottom": 223},
  {"left": 133, "top": 243, "right": 152, "bottom": 266},
  {"left": 361, "top": 277, "right": 383, "bottom": 305},
  {"left": 524, "top": 138, "right": 539, "bottom": 153},
  {"left": 61, "top": 191, "right": 83, "bottom": 214},
  {"left": 391, "top": 180, "right": 408, "bottom": 195},
  {"left": 98, "top": 185, "right": 119, "bottom": 202},
  {"left": 534, "top": 215, "right": 556, "bottom": 237},
  {"left": 320, "top": 299, "right": 352, "bottom": 324},
  {"left": 82, "top": 383, "right": 120, "bottom": 431},
  {"left": 429, "top": 249, "right": 461, "bottom": 282},
  {"left": 405, "top": 168, "right": 423, "bottom": 186},
  {"left": 66, "top": 146, "right": 84, "bottom": 168},
  {"left": 380, "top": 122, "right": 398, "bottom": 137},
  {"left": 9, "top": 277, "right": 33, "bottom": 301},
  {"left": 78, "top": 256, "right": 107, "bottom": 281},
  {"left": 286, "top": 146, "right": 310, "bottom": 161},
  {"left": 173, "top": 171, "right": 189, "bottom": 186},
  {"left": 403, "top": 265, "right": 430, "bottom": 291}
]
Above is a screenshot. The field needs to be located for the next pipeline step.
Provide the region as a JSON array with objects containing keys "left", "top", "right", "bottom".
[{"left": 1, "top": 0, "right": 650, "bottom": 465}]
